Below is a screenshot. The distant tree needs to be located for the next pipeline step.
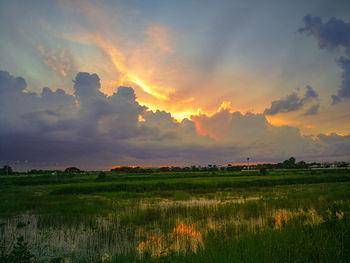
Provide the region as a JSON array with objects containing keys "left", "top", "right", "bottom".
[
  {"left": 191, "top": 165, "right": 199, "bottom": 172},
  {"left": 0, "top": 165, "right": 13, "bottom": 175},
  {"left": 208, "top": 165, "right": 218, "bottom": 171},
  {"left": 289, "top": 157, "right": 296, "bottom": 166},
  {"left": 98, "top": 171, "right": 106, "bottom": 180},
  {"left": 226, "top": 165, "right": 242, "bottom": 171},
  {"left": 296, "top": 161, "right": 307, "bottom": 169},
  {"left": 282, "top": 157, "right": 296, "bottom": 169},
  {"left": 182, "top": 167, "right": 191, "bottom": 172},
  {"left": 171, "top": 166, "right": 182, "bottom": 172},
  {"left": 159, "top": 166, "right": 170, "bottom": 172},
  {"left": 111, "top": 166, "right": 142, "bottom": 173},
  {"left": 338, "top": 162, "right": 348, "bottom": 167},
  {"left": 259, "top": 166, "right": 268, "bottom": 175},
  {"left": 200, "top": 166, "right": 208, "bottom": 172},
  {"left": 64, "top": 167, "right": 81, "bottom": 174}
]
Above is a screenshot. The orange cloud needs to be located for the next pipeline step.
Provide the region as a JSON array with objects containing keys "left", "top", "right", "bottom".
[
  {"left": 47, "top": 1, "right": 210, "bottom": 118},
  {"left": 265, "top": 115, "right": 301, "bottom": 127},
  {"left": 82, "top": 32, "right": 175, "bottom": 102},
  {"left": 37, "top": 45, "right": 73, "bottom": 77}
]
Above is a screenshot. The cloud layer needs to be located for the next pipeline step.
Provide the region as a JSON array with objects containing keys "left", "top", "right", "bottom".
[
  {"left": 264, "top": 86, "right": 319, "bottom": 115},
  {"left": 299, "top": 15, "right": 350, "bottom": 103},
  {"left": 0, "top": 71, "right": 349, "bottom": 169}
]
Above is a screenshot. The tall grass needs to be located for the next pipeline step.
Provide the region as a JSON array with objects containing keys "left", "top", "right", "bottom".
[
  {"left": 50, "top": 173, "right": 350, "bottom": 195},
  {"left": 0, "top": 170, "right": 349, "bottom": 262}
]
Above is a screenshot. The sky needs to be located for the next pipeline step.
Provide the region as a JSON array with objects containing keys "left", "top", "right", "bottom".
[{"left": 0, "top": 0, "right": 350, "bottom": 170}]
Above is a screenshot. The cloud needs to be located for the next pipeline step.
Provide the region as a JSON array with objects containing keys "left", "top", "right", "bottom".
[
  {"left": 332, "top": 56, "right": 350, "bottom": 103},
  {"left": 299, "top": 15, "right": 350, "bottom": 103},
  {"left": 264, "top": 85, "right": 318, "bottom": 115},
  {"left": 0, "top": 70, "right": 349, "bottom": 169},
  {"left": 264, "top": 93, "right": 302, "bottom": 115},
  {"left": 315, "top": 133, "right": 350, "bottom": 159},
  {"left": 303, "top": 85, "right": 318, "bottom": 100},
  {"left": 298, "top": 15, "right": 350, "bottom": 54},
  {"left": 0, "top": 70, "right": 211, "bottom": 168},
  {"left": 192, "top": 105, "right": 350, "bottom": 162},
  {"left": 41, "top": 87, "right": 75, "bottom": 106},
  {"left": 303, "top": 103, "right": 320, "bottom": 116},
  {"left": 37, "top": 45, "right": 74, "bottom": 77}
]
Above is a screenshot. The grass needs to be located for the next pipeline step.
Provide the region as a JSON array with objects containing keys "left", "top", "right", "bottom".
[
  {"left": 0, "top": 169, "right": 349, "bottom": 262},
  {"left": 112, "top": 217, "right": 350, "bottom": 263}
]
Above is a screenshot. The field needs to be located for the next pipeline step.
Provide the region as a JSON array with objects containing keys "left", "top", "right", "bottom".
[{"left": 1, "top": 169, "right": 350, "bottom": 262}]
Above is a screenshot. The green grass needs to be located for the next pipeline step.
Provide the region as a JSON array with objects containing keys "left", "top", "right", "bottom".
[
  {"left": 112, "top": 217, "right": 350, "bottom": 263},
  {"left": 0, "top": 169, "right": 349, "bottom": 262},
  {"left": 50, "top": 173, "right": 350, "bottom": 195}
]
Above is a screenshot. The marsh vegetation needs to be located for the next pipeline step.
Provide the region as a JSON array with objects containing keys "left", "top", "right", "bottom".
[{"left": 1, "top": 170, "right": 350, "bottom": 262}]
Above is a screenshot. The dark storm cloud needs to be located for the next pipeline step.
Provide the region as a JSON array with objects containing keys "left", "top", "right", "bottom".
[
  {"left": 304, "top": 85, "right": 318, "bottom": 100},
  {"left": 0, "top": 70, "right": 26, "bottom": 93},
  {"left": 298, "top": 15, "right": 350, "bottom": 54},
  {"left": 0, "top": 70, "right": 349, "bottom": 169},
  {"left": 0, "top": 70, "right": 76, "bottom": 135},
  {"left": 303, "top": 103, "right": 320, "bottom": 116},
  {"left": 41, "top": 87, "right": 75, "bottom": 106},
  {"left": 299, "top": 15, "right": 350, "bottom": 103},
  {"left": 0, "top": 70, "right": 142, "bottom": 167},
  {"left": 74, "top": 72, "right": 105, "bottom": 101},
  {"left": 264, "top": 85, "right": 318, "bottom": 115},
  {"left": 0, "top": 70, "right": 214, "bottom": 168},
  {"left": 332, "top": 56, "right": 350, "bottom": 103},
  {"left": 264, "top": 93, "right": 302, "bottom": 115},
  {"left": 192, "top": 107, "right": 350, "bottom": 162}
]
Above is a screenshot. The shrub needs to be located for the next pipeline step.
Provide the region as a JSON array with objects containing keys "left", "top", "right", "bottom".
[
  {"left": 98, "top": 171, "right": 107, "bottom": 180},
  {"left": 259, "top": 167, "right": 268, "bottom": 175},
  {"left": 0, "top": 236, "right": 35, "bottom": 263}
]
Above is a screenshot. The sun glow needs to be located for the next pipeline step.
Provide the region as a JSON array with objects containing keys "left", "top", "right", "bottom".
[
  {"left": 126, "top": 74, "right": 167, "bottom": 100},
  {"left": 218, "top": 101, "right": 232, "bottom": 111},
  {"left": 91, "top": 35, "right": 170, "bottom": 101},
  {"left": 171, "top": 109, "right": 204, "bottom": 122},
  {"left": 89, "top": 35, "right": 314, "bottom": 126},
  {"left": 265, "top": 115, "right": 300, "bottom": 127},
  {"left": 79, "top": 33, "right": 216, "bottom": 122},
  {"left": 138, "top": 100, "right": 202, "bottom": 122}
]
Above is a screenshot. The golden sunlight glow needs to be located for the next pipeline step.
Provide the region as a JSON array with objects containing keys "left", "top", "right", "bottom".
[
  {"left": 218, "top": 101, "right": 232, "bottom": 111},
  {"left": 65, "top": 28, "right": 202, "bottom": 120},
  {"left": 265, "top": 115, "right": 300, "bottom": 127},
  {"left": 90, "top": 35, "right": 170, "bottom": 101},
  {"left": 48, "top": 1, "right": 350, "bottom": 141},
  {"left": 138, "top": 101, "right": 158, "bottom": 112},
  {"left": 139, "top": 100, "right": 202, "bottom": 122},
  {"left": 112, "top": 165, "right": 141, "bottom": 169},
  {"left": 173, "top": 222, "right": 201, "bottom": 237},
  {"left": 126, "top": 74, "right": 167, "bottom": 100},
  {"left": 138, "top": 115, "right": 146, "bottom": 122},
  {"left": 326, "top": 131, "right": 347, "bottom": 136},
  {"left": 86, "top": 31, "right": 330, "bottom": 133},
  {"left": 171, "top": 109, "right": 203, "bottom": 122}
]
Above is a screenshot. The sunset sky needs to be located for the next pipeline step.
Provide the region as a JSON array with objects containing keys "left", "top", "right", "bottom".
[{"left": 1, "top": 0, "right": 350, "bottom": 169}]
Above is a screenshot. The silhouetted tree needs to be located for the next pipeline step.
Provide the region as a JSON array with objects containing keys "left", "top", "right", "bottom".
[
  {"left": 259, "top": 166, "right": 268, "bottom": 175},
  {"left": 64, "top": 167, "right": 81, "bottom": 174},
  {"left": 98, "top": 171, "right": 106, "bottom": 180},
  {"left": 0, "top": 165, "right": 13, "bottom": 175},
  {"left": 282, "top": 157, "right": 296, "bottom": 168},
  {"left": 296, "top": 161, "right": 307, "bottom": 169},
  {"left": 289, "top": 157, "right": 296, "bottom": 165}
]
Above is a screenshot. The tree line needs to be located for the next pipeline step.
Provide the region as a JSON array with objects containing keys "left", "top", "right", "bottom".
[{"left": 1, "top": 157, "right": 349, "bottom": 175}]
